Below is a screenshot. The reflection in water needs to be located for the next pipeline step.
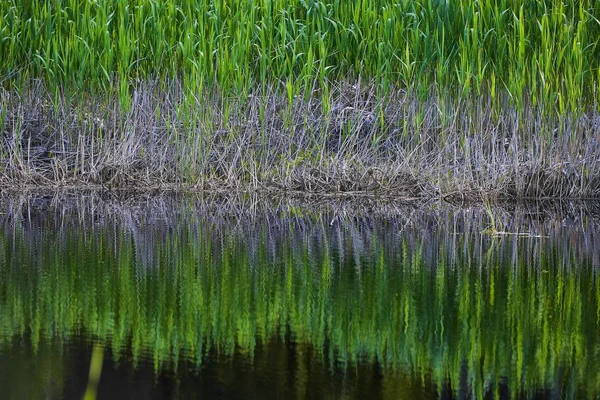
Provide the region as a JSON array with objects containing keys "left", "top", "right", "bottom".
[{"left": 0, "top": 194, "right": 599, "bottom": 399}]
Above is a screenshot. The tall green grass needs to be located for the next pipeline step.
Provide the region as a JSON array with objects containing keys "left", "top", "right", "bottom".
[
  {"left": 1, "top": 0, "right": 599, "bottom": 111},
  {"left": 1, "top": 197, "right": 600, "bottom": 398},
  {"left": 2, "top": 1, "right": 600, "bottom": 198}
]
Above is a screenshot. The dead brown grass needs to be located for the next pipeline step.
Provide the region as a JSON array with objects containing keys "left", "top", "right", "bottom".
[{"left": 1, "top": 80, "right": 600, "bottom": 201}]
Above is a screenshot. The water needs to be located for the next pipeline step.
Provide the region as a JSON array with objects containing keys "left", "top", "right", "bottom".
[{"left": 0, "top": 194, "right": 599, "bottom": 399}]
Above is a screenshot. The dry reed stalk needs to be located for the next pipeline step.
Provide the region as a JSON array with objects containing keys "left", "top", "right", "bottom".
[{"left": 1, "top": 81, "right": 599, "bottom": 201}]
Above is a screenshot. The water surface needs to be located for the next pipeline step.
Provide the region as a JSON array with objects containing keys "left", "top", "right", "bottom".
[{"left": 0, "top": 195, "right": 599, "bottom": 399}]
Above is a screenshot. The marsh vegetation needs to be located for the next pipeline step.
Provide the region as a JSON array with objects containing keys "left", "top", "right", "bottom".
[{"left": 1, "top": 1, "right": 600, "bottom": 199}]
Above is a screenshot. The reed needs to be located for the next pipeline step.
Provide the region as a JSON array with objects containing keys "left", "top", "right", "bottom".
[
  {"left": 1, "top": 1, "right": 600, "bottom": 198},
  {"left": 1, "top": 81, "right": 599, "bottom": 199},
  {"left": 2, "top": 0, "right": 599, "bottom": 111}
]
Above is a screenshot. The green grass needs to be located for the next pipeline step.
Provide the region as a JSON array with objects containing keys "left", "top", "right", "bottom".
[
  {"left": 1, "top": 0, "right": 599, "bottom": 110},
  {"left": 1, "top": 1, "right": 600, "bottom": 198}
]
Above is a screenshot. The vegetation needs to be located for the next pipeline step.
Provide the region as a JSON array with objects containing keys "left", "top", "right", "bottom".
[
  {"left": 2, "top": 0, "right": 600, "bottom": 105},
  {"left": 1, "top": 196, "right": 599, "bottom": 398},
  {"left": 1, "top": 1, "right": 600, "bottom": 197}
]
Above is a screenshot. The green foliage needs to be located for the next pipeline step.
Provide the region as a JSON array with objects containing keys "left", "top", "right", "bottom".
[{"left": 1, "top": 0, "right": 599, "bottom": 112}]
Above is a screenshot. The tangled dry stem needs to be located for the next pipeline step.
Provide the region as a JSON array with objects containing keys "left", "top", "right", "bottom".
[{"left": 1, "top": 79, "right": 600, "bottom": 202}]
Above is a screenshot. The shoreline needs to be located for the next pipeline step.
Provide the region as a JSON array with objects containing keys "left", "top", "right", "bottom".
[
  {"left": 2, "top": 187, "right": 600, "bottom": 224},
  {"left": 2, "top": 185, "right": 600, "bottom": 215},
  {"left": 3, "top": 183, "right": 600, "bottom": 205}
]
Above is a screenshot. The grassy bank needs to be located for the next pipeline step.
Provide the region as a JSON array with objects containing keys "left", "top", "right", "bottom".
[{"left": 1, "top": 1, "right": 600, "bottom": 199}]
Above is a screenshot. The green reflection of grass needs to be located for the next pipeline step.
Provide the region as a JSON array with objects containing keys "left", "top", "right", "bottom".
[{"left": 0, "top": 219, "right": 599, "bottom": 398}]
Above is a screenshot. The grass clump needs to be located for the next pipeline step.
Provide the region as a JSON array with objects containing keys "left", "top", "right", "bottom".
[
  {"left": 2, "top": 0, "right": 600, "bottom": 107},
  {"left": 1, "top": 1, "right": 600, "bottom": 199}
]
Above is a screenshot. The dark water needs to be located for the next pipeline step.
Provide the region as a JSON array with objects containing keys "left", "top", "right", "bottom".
[{"left": 1, "top": 194, "right": 599, "bottom": 399}]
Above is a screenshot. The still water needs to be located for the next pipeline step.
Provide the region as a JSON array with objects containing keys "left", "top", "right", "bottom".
[{"left": 0, "top": 194, "right": 599, "bottom": 399}]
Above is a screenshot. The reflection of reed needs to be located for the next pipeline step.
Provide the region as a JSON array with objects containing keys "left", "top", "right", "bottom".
[
  {"left": 83, "top": 343, "right": 104, "bottom": 400},
  {"left": 0, "top": 193, "right": 600, "bottom": 398},
  {"left": 1, "top": 192, "right": 600, "bottom": 268}
]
